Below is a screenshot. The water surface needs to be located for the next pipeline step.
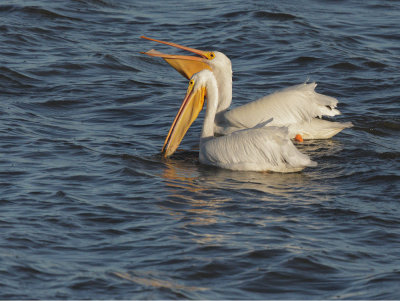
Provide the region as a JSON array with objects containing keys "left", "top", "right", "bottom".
[{"left": 1, "top": 0, "right": 399, "bottom": 299}]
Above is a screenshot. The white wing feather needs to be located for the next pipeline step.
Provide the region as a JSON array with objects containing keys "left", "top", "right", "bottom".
[
  {"left": 200, "top": 127, "right": 317, "bottom": 172},
  {"left": 218, "top": 83, "right": 340, "bottom": 134},
  {"left": 288, "top": 118, "right": 353, "bottom": 139}
]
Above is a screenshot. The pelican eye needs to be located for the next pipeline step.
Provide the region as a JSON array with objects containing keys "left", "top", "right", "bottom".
[
  {"left": 189, "top": 80, "right": 194, "bottom": 86},
  {"left": 208, "top": 52, "right": 215, "bottom": 60}
]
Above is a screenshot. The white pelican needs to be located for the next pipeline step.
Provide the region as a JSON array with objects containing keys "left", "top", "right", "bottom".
[
  {"left": 141, "top": 36, "right": 353, "bottom": 141},
  {"left": 163, "top": 69, "right": 317, "bottom": 172}
]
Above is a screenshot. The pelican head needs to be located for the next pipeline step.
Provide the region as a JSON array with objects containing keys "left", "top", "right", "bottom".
[{"left": 141, "top": 36, "right": 231, "bottom": 80}]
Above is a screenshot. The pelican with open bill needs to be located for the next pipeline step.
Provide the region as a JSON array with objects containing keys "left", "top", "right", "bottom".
[{"left": 142, "top": 35, "right": 353, "bottom": 141}]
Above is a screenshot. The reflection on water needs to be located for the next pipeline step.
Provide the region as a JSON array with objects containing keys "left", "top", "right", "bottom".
[
  {"left": 157, "top": 149, "right": 334, "bottom": 247},
  {"left": 114, "top": 271, "right": 207, "bottom": 292},
  {"left": 160, "top": 155, "right": 227, "bottom": 234},
  {"left": 159, "top": 148, "right": 332, "bottom": 201}
]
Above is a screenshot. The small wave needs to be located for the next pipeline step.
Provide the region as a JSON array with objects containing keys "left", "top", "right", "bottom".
[
  {"left": 283, "top": 256, "right": 339, "bottom": 273},
  {"left": 253, "top": 11, "right": 297, "bottom": 21},
  {"left": 377, "top": 151, "right": 400, "bottom": 160},
  {"left": 101, "top": 152, "right": 166, "bottom": 177},
  {"left": 37, "top": 99, "right": 84, "bottom": 109},
  {"left": 78, "top": 214, "right": 127, "bottom": 225},
  {"left": 49, "top": 62, "right": 87, "bottom": 71},
  {"left": 366, "top": 3, "right": 397, "bottom": 10},
  {"left": 239, "top": 268, "right": 344, "bottom": 296},
  {"left": 220, "top": 11, "right": 249, "bottom": 19},
  {"left": 362, "top": 174, "right": 400, "bottom": 184},
  {"left": 359, "top": 229, "right": 400, "bottom": 246},
  {"left": 185, "top": 258, "right": 240, "bottom": 279},
  {"left": 0, "top": 76, "right": 35, "bottom": 92},
  {"left": 355, "top": 117, "right": 400, "bottom": 137},
  {"left": 16, "top": 5, "right": 82, "bottom": 22},
  {"left": 0, "top": 170, "right": 28, "bottom": 177},
  {"left": 68, "top": 277, "right": 111, "bottom": 292},
  {"left": 363, "top": 60, "right": 387, "bottom": 69},
  {"left": 357, "top": 214, "right": 399, "bottom": 227},
  {"left": 0, "top": 66, "right": 39, "bottom": 88},
  {"left": 96, "top": 54, "right": 140, "bottom": 72},
  {"left": 0, "top": 4, "right": 15, "bottom": 13},
  {"left": 329, "top": 62, "right": 363, "bottom": 70},
  {"left": 291, "top": 56, "right": 320, "bottom": 64},
  {"left": 73, "top": 0, "right": 119, "bottom": 8},
  {"left": 109, "top": 166, "right": 154, "bottom": 178},
  {"left": 245, "top": 248, "right": 290, "bottom": 260},
  {"left": 364, "top": 274, "right": 400, "bottom": 299},
  {"left": 314, "top": 205, "right": 360, "bottom": 219},
  {"left": 366, "top": 270, "right": 400, "bottom": 285},
  {"left": 11, "top": 263, "right": 57, "bottom": 278}
]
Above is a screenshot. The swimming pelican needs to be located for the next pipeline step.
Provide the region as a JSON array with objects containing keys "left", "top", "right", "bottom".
[
  {"left": 163, "top": 69, "right": 316, "bottom": 172},
  {"left": 141, "top": 36, "right": 352, "bottom": 141}
]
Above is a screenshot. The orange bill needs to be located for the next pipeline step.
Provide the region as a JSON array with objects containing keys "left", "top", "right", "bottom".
[
  {"left": 141, "top": 36, "right": 213, "bottom": 79},
  {"left": 162, "top": 79, "right": 206, "bottom": 157}
]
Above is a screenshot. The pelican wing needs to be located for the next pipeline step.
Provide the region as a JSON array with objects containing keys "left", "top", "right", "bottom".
[
  {"left": 200, "top": 127, "right": 317, "bottom": 172},
  {"left": 288, "top": 118, "right": 353, "bottom": 140},
  {"left": 220, "top": 83, "right": 340, "bottom": 131}
]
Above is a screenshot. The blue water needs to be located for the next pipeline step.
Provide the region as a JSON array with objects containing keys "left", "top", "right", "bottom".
[{"left": 1, "top": 0, "right": 399, "bottom": 299}]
